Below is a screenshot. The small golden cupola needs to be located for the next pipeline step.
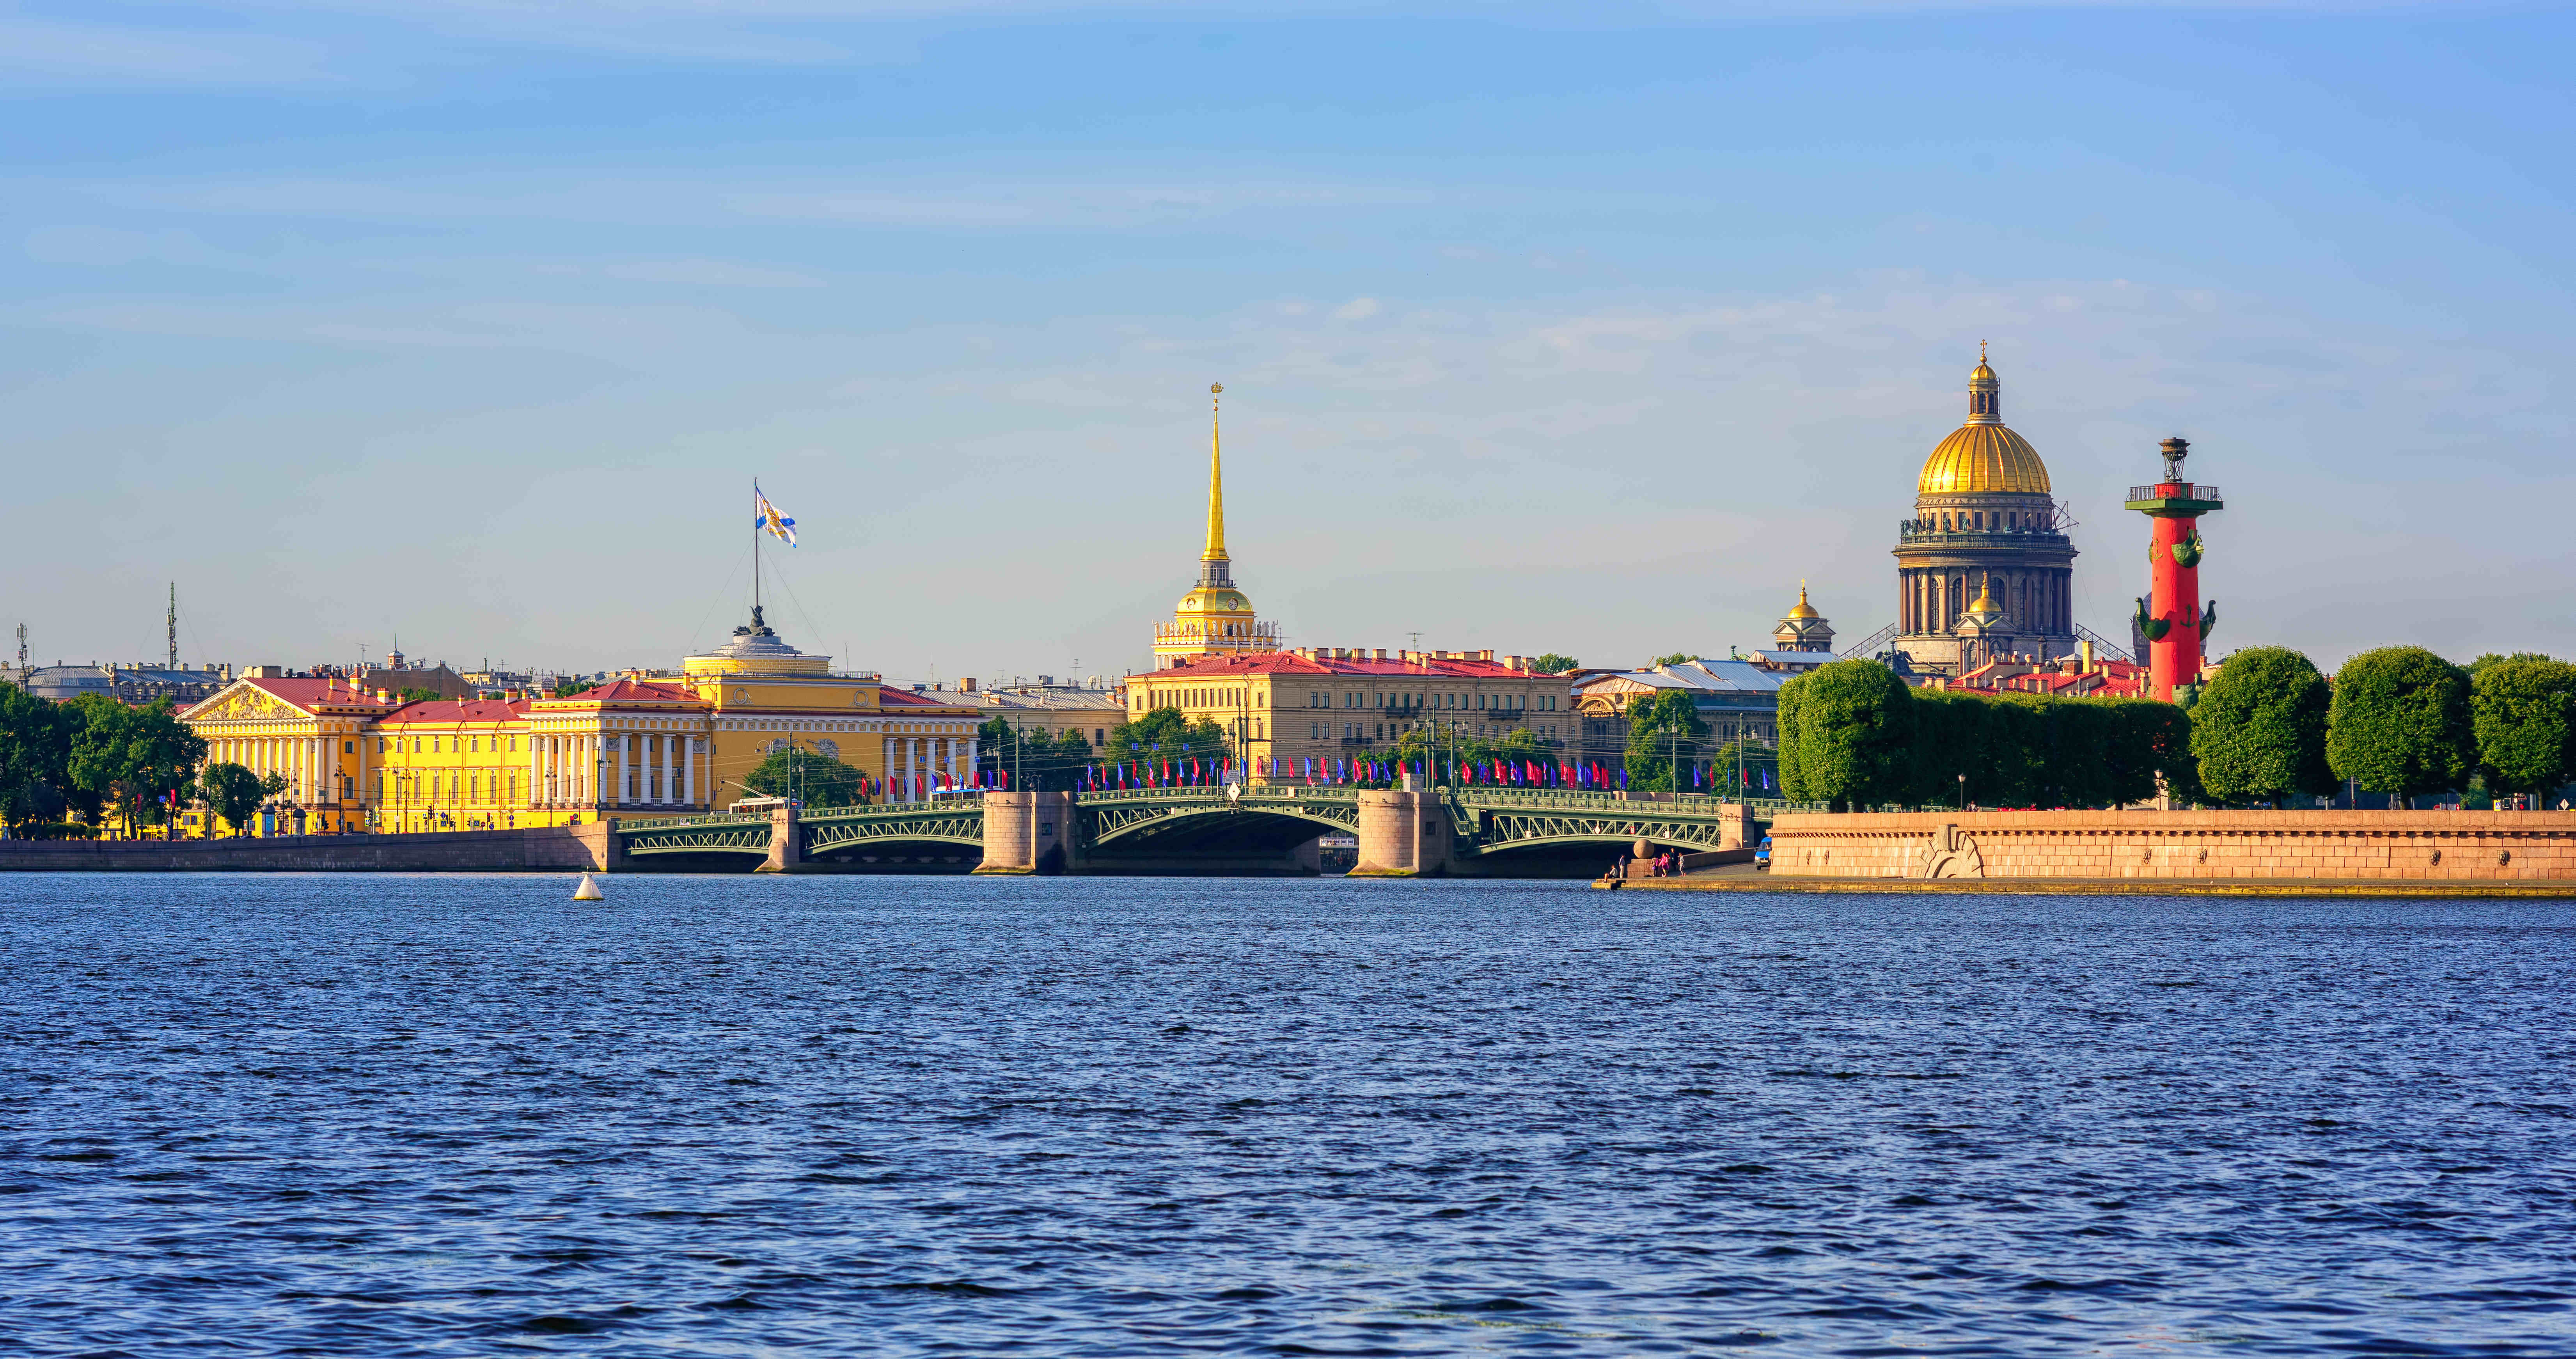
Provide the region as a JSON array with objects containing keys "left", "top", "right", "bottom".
[
  {"left": 1153, "top": 383, "right": 1277, "bottom": 667},
  {"left": 1772, "top": 582, "right": 1836, "bottom": 653}
]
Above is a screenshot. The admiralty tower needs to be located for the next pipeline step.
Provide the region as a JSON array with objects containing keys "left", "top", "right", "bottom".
[{"left": 1889, "top": 347, "right": 2079, "bottom": 675}]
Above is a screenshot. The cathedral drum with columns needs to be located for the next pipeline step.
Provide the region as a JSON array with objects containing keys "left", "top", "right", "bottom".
[{"left": 1891, "top": 350, "right": 2079, "bottom": 676}]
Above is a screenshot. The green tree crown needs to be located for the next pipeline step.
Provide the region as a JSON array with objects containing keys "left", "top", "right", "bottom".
[
  {"left": 2189, "top": 646, "right": 2335, "bottom": 805},
  {"left": 1778, "top": 660, "right": 1914, "bottom": 811},
  {"left": 741, "top": 745, "right": 862, "bottom": 806},
  {"left": 2471, "top": 656, "right": 2576, "bottom": 798},
  {"left": 2326, "top": 646, "right": 2475, "bottom": 804},
  {"left": 1623, "top": 688, "right": 1710, "bottom": 791}
]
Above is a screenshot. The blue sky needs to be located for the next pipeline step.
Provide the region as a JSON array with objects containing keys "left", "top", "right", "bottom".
[{"left": 4, "top": 1, "right": 2569, "bottom": 683}]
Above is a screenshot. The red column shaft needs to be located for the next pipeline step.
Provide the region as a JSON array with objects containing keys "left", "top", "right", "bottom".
[{"left": 2147, "top": 486, "right": 2204, "bottom": 701}]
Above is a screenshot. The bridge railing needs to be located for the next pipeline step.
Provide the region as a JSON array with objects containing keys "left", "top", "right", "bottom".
[{"left": 614, "top": 811, "right": 770, "bottom": 832}]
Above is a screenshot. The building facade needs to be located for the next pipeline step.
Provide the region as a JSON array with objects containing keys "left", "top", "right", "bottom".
[
  {"left": 1152, "top": 384, "right": 1280, "bottom": 667},
  {"left": 970, "top": 678, "right": 1127, "bottom": 750},
  {"left": 1125, "top": 646, "right": 1575, "bottom": 777},
  {"left": 1890, "top": 349, "right": 2080, "bottom": 676},
  {"left": 179, "top": 608, "right": 982, "bottom": 833}
]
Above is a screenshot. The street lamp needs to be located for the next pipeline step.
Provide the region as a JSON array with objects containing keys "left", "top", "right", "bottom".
[{"left": 1957, "top": 773, "right": 1966, "bottom": 810}]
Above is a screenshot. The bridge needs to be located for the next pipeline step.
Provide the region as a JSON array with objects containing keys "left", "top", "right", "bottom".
[{"left": 609, "top": 785, "right": 1808, "bottom": 876}]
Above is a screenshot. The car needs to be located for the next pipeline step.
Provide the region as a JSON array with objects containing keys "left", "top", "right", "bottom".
[{"left": 1754, "top": 835, "right": 1771, "bottom": 870}]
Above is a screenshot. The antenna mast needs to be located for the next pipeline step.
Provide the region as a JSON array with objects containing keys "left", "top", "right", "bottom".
[{"left": 167, "top": 583, "right": 177, "bottom": 669}]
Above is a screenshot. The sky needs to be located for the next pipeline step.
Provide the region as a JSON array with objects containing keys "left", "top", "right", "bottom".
[{"left": 4, "top": 0, "right": 2569, "bottom": 684}]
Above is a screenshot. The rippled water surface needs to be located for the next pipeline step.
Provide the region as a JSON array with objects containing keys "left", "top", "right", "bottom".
[{"left": 4, "top": 874, "right": 2574, "bottom": 1356}]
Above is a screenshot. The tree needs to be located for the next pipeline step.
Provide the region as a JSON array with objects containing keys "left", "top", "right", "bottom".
[
  {"left": 1358, "top": 723, "right": 1549, "bottom": 788},
  {"left": 1528, "top": 653, "right": 1581, "bottom": 676},
  {"left": 0, "top": 686, "right": 73, "bottom": 834},
  {"left": 2327, "top": 646, "right": 2474, "bottom": 807},
  {"left": 121, "top": 699, "right": 208, "bottom": 834},
  {"left": 1623, "top": 688, "right": 1709, "bottom": 791},
  {"left": 1649, "top": 652, "right": 1697, "bottom": 669},
  {"left": 741, "top": 745, "right": 862, "bottom": 806},
  {"left": 2468, "top": 652, "right": 2554, "bottom": 679},
  {"left": 200, "top": 762, "right": 269, "bottom": 835},
  {"left": 976, "top": 718, "right": 1109, "bottom": 791},
  {"left": 1777, "top": 660, "right": 1913, "bottom": 811},
  {"left": 1707, "top": 738, "right": 1779, "bottom": 797},
  {"left": 2113, "top": 697, "right": 2204, "bottom": 808},
  {"left": 2471, "top": 656, "right": 2576, "bottom": 804},
  {"left": 1105, "top": 708, "right": 1231, "bottom": 761},
  {"left": 397, "top": 687, "right": 446, "bottom": 704},
  {"left": 62, "top": 695, "right": 131, "bottom": 832},
  {"left": 2189, "top": 646, "right": 2335, "bottom": 805}
]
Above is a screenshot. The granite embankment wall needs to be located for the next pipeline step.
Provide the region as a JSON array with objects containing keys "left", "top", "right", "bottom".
[
  {"left": 1768, "top": 809, "right": 2576, "bottom": 883},
  {"left": 0, "top": 825, "right": 617, "bottom": 873}
]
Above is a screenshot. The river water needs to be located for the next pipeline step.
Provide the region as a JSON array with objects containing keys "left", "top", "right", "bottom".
[{"left": 3, "top": 874, "right": 2571, "bottom": 1356}]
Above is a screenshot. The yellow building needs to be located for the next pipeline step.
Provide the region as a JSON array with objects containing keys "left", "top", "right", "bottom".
[
  {"left": 1152, "top": 383, "right": 1279, "bottom": 667},
  {"left": 181, "top": 607, "right": 983, "bottom": 832},
  {"left": 181, "top": 675, "right": 389, "bottom": 834},
  {"left": 1125, "top": 646, "right": 1574, "bottom": 779}
]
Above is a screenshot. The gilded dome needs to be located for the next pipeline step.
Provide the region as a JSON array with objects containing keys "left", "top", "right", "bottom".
[
  {"left": 1784, "top": 582, "right": 1819, "bottom": 619},
  {"left": 1177, "top": 586, "right": 1250, "bottom": 613},
  {"left": 1919, "top": 423, "right": 2051, "bottom": 496},
  {"left": 1917, "top": 349, "right": 2050, "bottom": 495}
]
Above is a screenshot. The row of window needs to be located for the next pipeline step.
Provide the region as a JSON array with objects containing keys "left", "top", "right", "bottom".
[
  {"left": 1312, "top": 721, "right": 1566, "bottom": 742},
  {"left": 1144, "top": 685, "right": 1567, "bottom": 715},
  {"left": 1307, "top": 691, "right": 1558, "bottom": 711}
]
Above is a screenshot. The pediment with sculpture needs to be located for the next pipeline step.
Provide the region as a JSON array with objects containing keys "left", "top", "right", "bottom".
[{"left": 191, "top": 683, "right": 310, "bottom": 724}]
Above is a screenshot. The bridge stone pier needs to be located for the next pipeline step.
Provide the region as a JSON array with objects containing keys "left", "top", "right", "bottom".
[
  {"left": 1350, "top": 788, "right": 1452, "bottom": 878},
  {"left": 975, "top": 791, "right": 1077, "bottom": 875}
]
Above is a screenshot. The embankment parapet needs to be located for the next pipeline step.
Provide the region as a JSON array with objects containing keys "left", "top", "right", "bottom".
[{"left": 1768, "top": 809, "right": 2576, "bottom": 882}]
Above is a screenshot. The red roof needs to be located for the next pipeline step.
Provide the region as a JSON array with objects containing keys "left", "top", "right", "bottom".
[
  {"left": 240, "top": 676, "right": 395, "bottom": 711},
  {"left": 1950, "top": 656, "right": 2152, "bottom": 699},
  {"left": 553, "top": 678, "right": 703, "bottom": 705},
  {"left": 1149, "top": 650, "right": 1544, "bottom": 680},
  {"left": 378, "top": 698, "right": 531, "bottom": 725}
]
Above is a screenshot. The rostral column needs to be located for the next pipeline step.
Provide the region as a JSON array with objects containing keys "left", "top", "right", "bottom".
[{"left": 2123, "top": 437, "right": 2223, "bottom": 702}]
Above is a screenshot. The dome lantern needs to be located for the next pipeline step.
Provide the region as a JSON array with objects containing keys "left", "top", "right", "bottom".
[{"left": 1917, "top": 347, "right": 2051, "bottom": 497}]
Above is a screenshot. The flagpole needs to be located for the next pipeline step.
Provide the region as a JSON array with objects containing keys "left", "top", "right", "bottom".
[{"left": 752, "top": 480, "right": 761, "bottom": 620}]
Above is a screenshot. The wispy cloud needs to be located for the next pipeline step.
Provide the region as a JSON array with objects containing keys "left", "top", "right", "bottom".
[
  {"left": 69, "top": 172, "right": 1441, "bottom": 231},
  {"left": 598, "top": 259, "right": 826, "bottom": 288},
  {"left": 0, "top": 14, "right": 329, "bottom": 85}
]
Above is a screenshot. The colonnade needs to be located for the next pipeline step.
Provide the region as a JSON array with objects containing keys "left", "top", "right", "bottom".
[
  {"left": 1900, "top": 568, "right": 2072, "bottom": 637},
  {"left": 210, "top": 734, "right": 343, "bottom": 805},
  {"left": 529, "top": 733, "right": 700, "bottom": 809},
  {"left": 882, "top": 735, "right": 978, "bottom": 802}
]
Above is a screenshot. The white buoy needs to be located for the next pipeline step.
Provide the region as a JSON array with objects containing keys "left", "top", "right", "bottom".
[{"left": 573, "top": 872, "right": 605, "bottom": 901}]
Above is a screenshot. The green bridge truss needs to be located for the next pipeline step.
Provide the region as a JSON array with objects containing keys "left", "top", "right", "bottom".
[{"left": 612, "top": 788, "right": 1815, "bottom": 863}]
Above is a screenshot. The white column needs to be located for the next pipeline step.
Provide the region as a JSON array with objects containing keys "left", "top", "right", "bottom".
[
  {"left": 616, "top": 734, "right": 629, "bottom": 807},
  {"left": 906, "top": 738, "right": 919, "bottom": 801},
  {"left": 684, "top": 738, "right": 697, "bottom": 806}
]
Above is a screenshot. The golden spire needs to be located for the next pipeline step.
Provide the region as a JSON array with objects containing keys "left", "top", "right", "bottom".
[
  {"left": 1203, "top": 382, "right": 1228, "bottom": 564},
  {"left": 1785, "top": 579, "right": 1819, "bottom": 619}
]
